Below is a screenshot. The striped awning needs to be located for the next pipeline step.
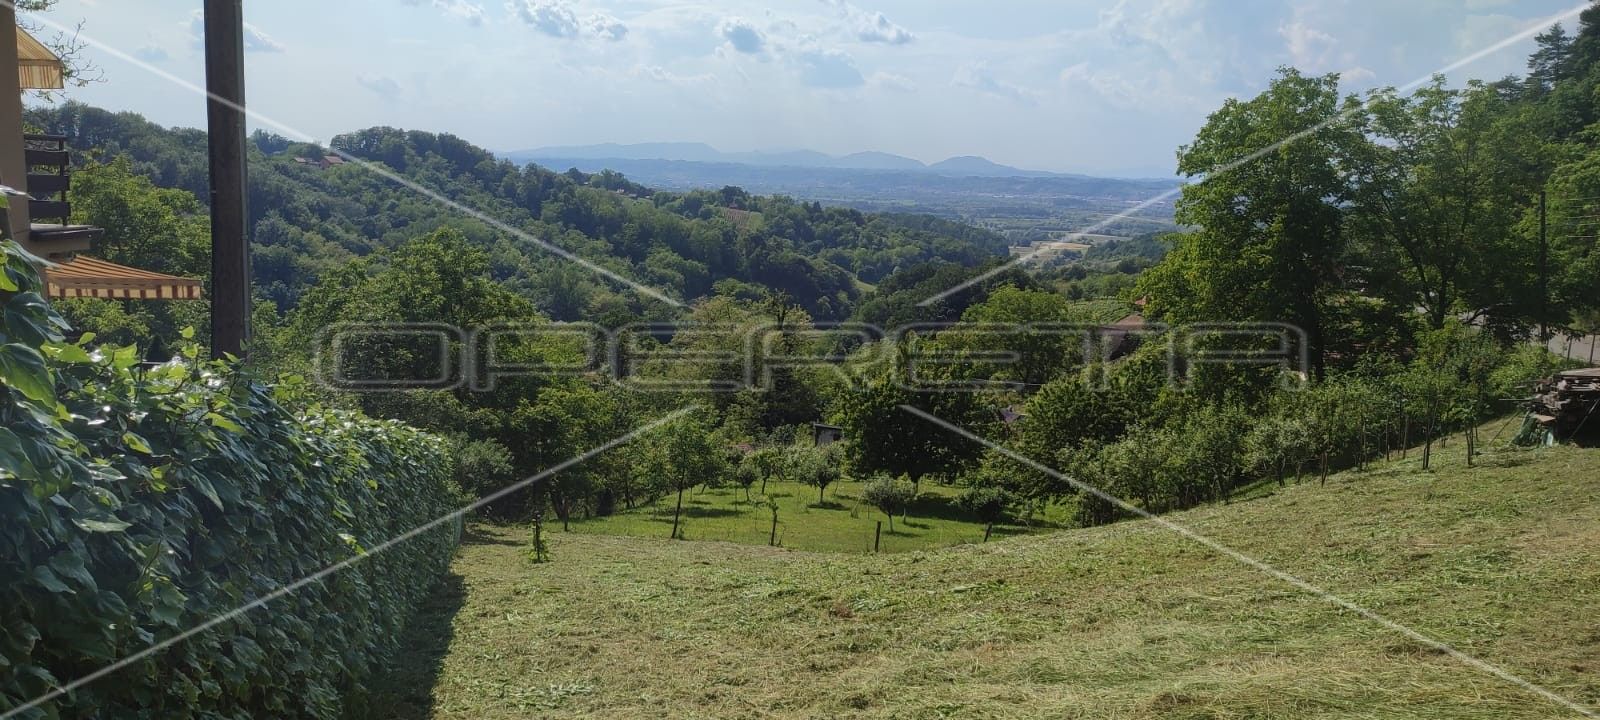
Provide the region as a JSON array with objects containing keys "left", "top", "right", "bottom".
[
  {"left": 41, "top": 255, "right": 203, "bottom": 300},
  {"left": 17, "top": 26, "right": 64, "bottom": 90}
]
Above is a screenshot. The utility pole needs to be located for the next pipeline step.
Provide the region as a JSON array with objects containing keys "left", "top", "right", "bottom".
[
  {"left": 204, "top": 0, "right": 251, "bottom": 359},
  {"left": 1539, "top": 190, "right": 1549, "bottom": 346}
]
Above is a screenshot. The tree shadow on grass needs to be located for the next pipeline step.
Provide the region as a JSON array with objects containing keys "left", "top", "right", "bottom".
[
  {"left": 461, "top": 524, "right": 523, "bottom": 546},
  {"left": 359, "top": 572, "right": 467, "bottom": 720}
]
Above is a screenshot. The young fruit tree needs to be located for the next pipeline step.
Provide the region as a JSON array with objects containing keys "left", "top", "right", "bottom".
[
  {"left": 862, "top": 476, "right": 916, "bottom": 532},
  {"left": 643, "top": 415, "right": 730, "bottom": 540},
  {"left": 958, "top": 486, "right": 1017, "bottom": 542}
]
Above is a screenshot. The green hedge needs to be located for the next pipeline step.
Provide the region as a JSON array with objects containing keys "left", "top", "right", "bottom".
[{"left": 0, "top": 235, "right": 463, "bottom": 718}]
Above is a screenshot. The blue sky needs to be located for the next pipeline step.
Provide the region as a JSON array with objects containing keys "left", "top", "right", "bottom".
[{"left": 27, "top": 0, "right": 1589, "bottom": 177}]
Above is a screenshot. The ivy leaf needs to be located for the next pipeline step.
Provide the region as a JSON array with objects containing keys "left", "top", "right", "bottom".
[
  {"left": 0, "top": 343, "right": 54, "bottom": 404},
  {"left": 31, "top": 565, "right": 72, "bottom": 594},
  {"left": 110, "top": 345, "right": 140, "bottom": 370},
  {"left": 0, "top": 427, "right": 39, "bottom": 478},
  {"left": 188, "top": 473, "right": 224, "bottom": 510},
  {"left": 47, "top": 553, "right": 96, "bottom": 592},
  {"left": 43, "top": 342, "right": 94, "bottom": 365},
  {"left": 4, "top": 292, "right": 65, "bottom": 345},
  {"left": 206, "top": 413, "right": 245, "bottom": 434},
  {"left": 72, "top": 517, "right": 133, "bottom": 533},
  {"left": 0, "top": 266, "right": 16, "bottom": 292},
  {"left": 123, "top": 432, "right": 154, "bottom": 455}
]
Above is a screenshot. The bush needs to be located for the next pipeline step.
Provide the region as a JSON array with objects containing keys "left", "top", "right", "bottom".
[
  {"left": 0, "top": 239, "right": 462, "bottom": 719},
  {"left": 451, "top": 437, "right": 517, "bottom": 515},
  {"left": 957, "top": 486, "right": 1017, "bottom": 541}
]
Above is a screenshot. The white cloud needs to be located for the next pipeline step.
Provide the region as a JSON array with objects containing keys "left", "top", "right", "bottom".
[
  {"left": 185, "top": 10, "right": 284, "bottom": 53},
  {"left": 820, "top": 0, "right": 914, "bottom": 45},
  {"left": 511, "top": 0, "right": 580, "bottom": 37},
  {"left": 586, "top": 12, "right": 629, "bottom": 41},
  {"left": 134, "top": 45, "right": 169, "bottom": 62},
  {"left": 718, "top": 17, "right": 766, "bottom": 54},
  {"left": 402, "top": 0, "right": 487, "bottom": 26},
  {"left": 867, "top": 71, "right": 916, "bottom": 92},
  {"left": 954, "top": 62, "right": 1035, "bottom": 104},
  {"left": 508, "top": 0, "right": 629, "bottom": 41},
  {"left": 357, "top": 74, "right": 404, "bottom": 99},
  {"left": 633, "top": 64, "right": 715, "bottom": 87},
  {"left": 797, "top": 48, "right": 865, "bottom": 88}
]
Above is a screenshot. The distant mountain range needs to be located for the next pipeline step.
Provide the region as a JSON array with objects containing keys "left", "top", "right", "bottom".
[{"left": 503, "top": 142, "right": 1114, "bottom": 179}]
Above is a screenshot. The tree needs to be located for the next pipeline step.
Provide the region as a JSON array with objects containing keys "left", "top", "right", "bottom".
[
  {"left": 836, "top": 337, "right": 992, "bottom": 492},
  {"left": 862, "top": 476, "right": 915, "bottom": 532},
  {"left": 747, "top": 446, "right": 785, "bottom": 495},
  {"left": 1528, "top": 24, "right": 1574, "bottom": 94},
  {"left": 733, "top": 460, "right": 760, "bottom": 502},
  {"left": 791, "top": 444, "right": 844, "bottom": 504},
  {"left": 958, "top": 485, "right": 1016, "bottom": 542},
  {"left": 1347, "top": 79, "right": 1541, "bottom": 331},
  {"left": 642, "top": 415, "right": 729, "bottom": 540},
  {"left": 1139, "top": 68, "right": 1362, "bottom": 376}
]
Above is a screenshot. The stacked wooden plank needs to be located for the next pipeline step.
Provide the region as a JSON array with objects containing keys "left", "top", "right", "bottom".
[{"left": 1531, "top": 368, "right": 1600, "bottom": 438}]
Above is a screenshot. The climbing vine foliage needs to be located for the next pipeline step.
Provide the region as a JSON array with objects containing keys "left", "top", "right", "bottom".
[{"left": 0, "top": 226, "right": 462, "bottom": 718}]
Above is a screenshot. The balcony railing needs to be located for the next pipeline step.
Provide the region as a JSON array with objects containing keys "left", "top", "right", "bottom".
[{"left": 23, "top": 133, "right": 100, "bottom": 247}]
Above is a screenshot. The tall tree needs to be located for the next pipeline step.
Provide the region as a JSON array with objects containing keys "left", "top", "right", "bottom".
[
  {"left": 1347, "top": 79, "right": 1542, "bottom": 331},
  {"left": 1139, "top": 68, "right": 1361, "bottom": 376}
]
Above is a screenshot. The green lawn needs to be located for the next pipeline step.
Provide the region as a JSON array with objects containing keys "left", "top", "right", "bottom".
[
  {"left": 368, "top": 433, "right": 1600, "bottom": 719},
  {"left": 564, "top": 479, "right": 1070, "bottom": 554}
]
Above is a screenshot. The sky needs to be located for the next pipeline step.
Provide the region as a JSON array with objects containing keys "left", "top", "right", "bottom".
[{"left": 24, "top": 0, "right": 1591, "bottom": 177}]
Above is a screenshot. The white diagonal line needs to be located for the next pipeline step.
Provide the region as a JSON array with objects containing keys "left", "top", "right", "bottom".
[
  {"left": 898, "top": 404, "right": 1597, "bottom": 718},
  {"left": 917, "top": 2, "right": 1590, "bottom": 308},
  {"left": 6, "top": 1, "right": 684, "bottom": 308},
  {"left": 0, "top": 406, "right": 697, "bottom": 720}
]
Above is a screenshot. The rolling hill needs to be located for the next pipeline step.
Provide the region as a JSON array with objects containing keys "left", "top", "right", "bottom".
[{"left": 368, "top": 434, "right": 1600, "bottom": 719}]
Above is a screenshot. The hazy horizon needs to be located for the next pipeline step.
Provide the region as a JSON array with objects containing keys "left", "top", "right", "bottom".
[{"left": 23, "top": 0, "right": 1584, "bottom": 178}]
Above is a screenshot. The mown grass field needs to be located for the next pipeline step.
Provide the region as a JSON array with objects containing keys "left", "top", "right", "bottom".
[
  {"left": 565, "top": 479, "right": 1070, "bottom": 554},
  {"left": 370, "top": 434, "right": 1600, "bottom": 719}
]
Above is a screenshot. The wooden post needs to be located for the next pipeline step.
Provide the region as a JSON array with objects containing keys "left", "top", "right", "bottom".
[
  {"left": 0, "top": 4, "right": 31, "bottom": 243},
  {"left": 874, "top": 521, "right": 882, "bottom": 553},
  {"left": 204, "top": 0, "right": 251, "bottom": 359}
]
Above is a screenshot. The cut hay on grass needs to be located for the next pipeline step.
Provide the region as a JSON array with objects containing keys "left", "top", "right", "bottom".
[{"left": 366, "top": 436, "right": 1600, "bottom": 719}]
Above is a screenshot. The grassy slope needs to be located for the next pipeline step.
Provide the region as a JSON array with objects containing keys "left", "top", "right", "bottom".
[
  {"left": 372, "top": 439, "right": 1600, "bottom": 719},
  {"left": 565, "top": 479, "right": 1070, "bottom": 554}
]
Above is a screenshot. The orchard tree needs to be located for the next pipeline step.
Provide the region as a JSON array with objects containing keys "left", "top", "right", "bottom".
[
  {"left": 862, "top": 476, "right": 915, "bottom": 532},
  {"left": 958, "top": 486, "right": 1017, "bottom": 542},
  {"left": 837, "top": 337, "right": 992, "bottom": 493},
  {"left": 792, "top": 444, "right": 844, "bottom": 504},
  {"left": 643, "top": 415, "right": 730, "bottom": 540}
]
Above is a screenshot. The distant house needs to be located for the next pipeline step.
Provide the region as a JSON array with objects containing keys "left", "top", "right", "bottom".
[
  {"left": 294, "top": 155, "right": 347, "bottom": 169},
  {"left": 812, "top": 423, "right": 843, "bottom": 447},
  {"left": 1101, "top": 313, "right": 1147, "bottom": 360}
]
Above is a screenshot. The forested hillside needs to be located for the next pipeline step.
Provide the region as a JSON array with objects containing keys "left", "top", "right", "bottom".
[{"left": 26, "top": 103, "right": 1011, "bottom": 322}]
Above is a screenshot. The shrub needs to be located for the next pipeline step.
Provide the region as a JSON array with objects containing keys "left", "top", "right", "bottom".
[
  {"left": 451, "top": 437, "right": 517, "bottom": 510},
  {"left": 0, "top": 238, "right": 462, "bottom": 719},
  {"left": 957, "top": 485, "right": 1017, "bottom": 541}
]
